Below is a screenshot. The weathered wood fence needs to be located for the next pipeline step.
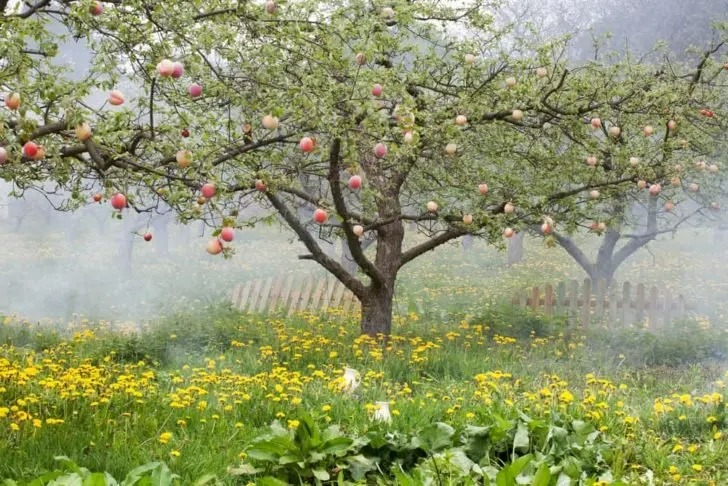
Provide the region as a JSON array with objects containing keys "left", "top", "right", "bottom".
[
  {"left": 512, "top": 279, "right": 690, "bottom": 328},
  {"left": 231, "top": 275, "right": 360, "bottom": 316}
]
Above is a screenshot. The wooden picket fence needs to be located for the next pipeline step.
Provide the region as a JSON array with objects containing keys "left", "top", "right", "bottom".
[
  {"left": 231, "top": 274, "right": 360, "bottom": 316},
  {"left": 512, "top": 278, "right": 690, "bottom": 329}
]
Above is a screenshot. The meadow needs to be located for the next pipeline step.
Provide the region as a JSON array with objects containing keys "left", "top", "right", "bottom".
[{"left": 1, "top": 222, "right": 727, "bottom": 485}]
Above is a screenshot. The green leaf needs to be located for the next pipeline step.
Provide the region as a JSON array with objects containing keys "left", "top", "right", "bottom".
[
  {"left": 513, "top": 422, "right": 530, "bottom": 451},
  {"left": 531, "top": 463, "right": 551, "bottom": 486},
  {"left": 255, "top": 478, "right": 289, "bottom": 486},
  {"left": 510, "top": 454, "right": 533, "bottom": 477},
  {"left": 227, "top": 463, "right": 261, "bottom": 476},
  {"left": 320, "top": 437, "right": 354, "bottom": 455},
  {"left": 414, "top": 422, "right": 455, "bottom": 452},
  {"left": 312, "top": 469, "right": 330, "bottom": 481}
]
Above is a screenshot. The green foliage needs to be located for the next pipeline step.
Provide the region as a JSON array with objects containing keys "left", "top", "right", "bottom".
[
  {"left": 3, "top": 457, "right": 182, "bottom": 486},
  {"left": 593, "top": 319, "right": 728, "bottom": 367}
]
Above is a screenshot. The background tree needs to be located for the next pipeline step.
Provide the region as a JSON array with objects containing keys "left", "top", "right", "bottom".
[{"left": 1, "top": 0, "right": 726, "bottom": 335}]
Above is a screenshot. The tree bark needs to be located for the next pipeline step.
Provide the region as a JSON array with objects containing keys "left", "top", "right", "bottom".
[{"left": 360, "top": 280, "right": 395, "bottom": 337}]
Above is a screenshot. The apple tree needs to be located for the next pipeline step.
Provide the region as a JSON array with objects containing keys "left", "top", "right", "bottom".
[{"left": 2, "top": 0, "right": 727, "bottom": 336}]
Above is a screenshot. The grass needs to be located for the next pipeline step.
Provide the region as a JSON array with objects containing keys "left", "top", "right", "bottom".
[
  {"left": 0, "top": 306, "right": 726, "bottom": 484},
  {"left": 1, "top": 222, "right": 727, "bottom": 483}
]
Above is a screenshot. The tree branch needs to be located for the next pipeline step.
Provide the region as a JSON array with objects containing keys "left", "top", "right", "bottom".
[
  {"left": 327, "top": 137, "right": 383, "bottom": 284},
  {"left": 399, "top": 227, "right": 467, "bottom": 268},
  {"left": 265, "top": 191, "right": 366, "bottom": 299},
  {"left": 552, "top": 232, "right": 595, "bottom": 276}
]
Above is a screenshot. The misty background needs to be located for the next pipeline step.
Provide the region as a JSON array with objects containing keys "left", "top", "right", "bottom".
[{"left": 1, "top": 0, "right": 727, "bottom": 324}]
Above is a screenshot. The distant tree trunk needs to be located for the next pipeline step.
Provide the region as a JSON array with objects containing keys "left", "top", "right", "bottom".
[
  {"left": 507, "top": 232, "right": 525, "bottom": 265},
  {"left": 151, "top": 213, "right": 172, "bottom": 257},
  {"left": 117, "top": 215, "right": 146, "bottom": 274}
]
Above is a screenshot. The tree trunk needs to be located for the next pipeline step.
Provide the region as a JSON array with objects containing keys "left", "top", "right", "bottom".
[
  {"left": 461, "top": 234, "right": 474, "bottom": 252},
  {"left": 360, "top": 280, "right": 395, "bottom": 337},
  {"left": 587, "top": 263, "right": 616, "bottom": 287},
  {"left": 507, "top": 232, "right": 525, "bottom": 265}
]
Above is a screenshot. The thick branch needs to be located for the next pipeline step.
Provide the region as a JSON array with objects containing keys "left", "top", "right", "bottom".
[
  {"left": 327, "top": 138, "right": 383, "bottom": 284},
  {"left": 552, "top": 232, "right": 595, "bottom": 276},
  {"left": 265, "top": 191, "right": 366, "bottom": 299},
  {"left": 399, "top": 228, "right": 467, "bottom": 268}
]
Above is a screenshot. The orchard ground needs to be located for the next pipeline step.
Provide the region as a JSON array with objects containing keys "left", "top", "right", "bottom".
[{"left": 0, "top": 222, "right": 727, "bottom": 484}]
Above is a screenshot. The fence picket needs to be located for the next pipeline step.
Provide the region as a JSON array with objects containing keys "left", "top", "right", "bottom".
[
  {"left": 580, "top": 278, "right": 592, "bottom": 328},
  {"left": 257, "top": 277, "right": 274, "bottom": 313},
  {"left": 555, "top": 281, "right": 565, "bottom": 315},
  {"left": 608, "top": 283, "right": 618, "bottom": 329},
  {"left": 621, "top": 281, "right": 631, "bottom": 326},
  {"left": 635, "top": 283, "right": 646, "bottom": 325},
  {"left": 531, "top": 286, "right": 540, "bottom": 312},
  {"left": 568, "top": 280, "right": 579, "bottom": 326},
  {"left": 594, "top": 279, "right": 606, "bottom": 322},
  {"left": 648, "top": 286, "right": 659, "bottom": 329},
  {"left": 544, "top": 284, "right": 553, "bottom": 316}
]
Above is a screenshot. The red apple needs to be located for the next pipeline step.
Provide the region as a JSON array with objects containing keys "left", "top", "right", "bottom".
[
  {"left": 171, "top": 62, "right": 184, "bottom": 79},
  {"left": 108, "top": 90, "right": 125, "bottom": 105},
  {"left": 403, "top": 131, "right": 414, "bottom": 144},
  {"left": 201, "top": 183, "right": 216, "bottom": 199},
  {"left": 708, "top": 164, "right": 719, "bottom": 173},
  {"left": 503, "top": 227, "right": 515, "bottom": 238},
  {"left": 348, "top": 175, "right": 362, "bottom": 190},
  {"left": 313, "top": 208, "right": 328, "bottom": 224},
  {"left": 689, "top": 183, "right": 699, "bottom": 193},
  {"left": 355, "top": 52, "right": 366, "bottom": 65},
  {"left": 4, "top": 93, "right": 20, "bottom": 110},
  {"left": 381, "top": 6, "right": 395, "bottom": 18},
  {"left": 220, "top": 227, "right": 235, "bottom": 242},
  {"left": 504, "top": 202, "right": 515, "bottom": 213},
  {"left": 589, "top": 222, "right": 599, "bottom": 231},
  {"left": 541, "top": 223, "right": 552, "bottom": 235},
  {"left": 478, "top": 183, "right": 488, "bottom": 195},
  {"left": 505, "top": 77, "right": 517, "bottom": 88},
  {"left": 373, "top": 143, "right": 387, "bottom": 159},
  {"left": 629, "top": 157, "right": 639, "bottom": 166},
  {"left": 299, "top": 137, "right": 314, "bottom": 153},
  {"left": 75, "top": 123, "right": 92, "bottom": 141},
  {"left": 426, "top": 201, "right": 438, "bottom": 213},
  {"left": 445, "top": 143, "right": 457, "bottom": 156},
  {"left": 188, "top": 83, "right": 202, "bottom": 98},
  {"left": 536, "top": 67, "right": 548, "bottom": 78},
  {"left": 648, "top": 184, "right": 661, "bottom": 196},
  {"left": 643, "top": 125, "right": 654, "bottom": 136},
  {"left": 597, "top": 222, "right": 606, "bottom": 232},
  {"left": 586, "top": 155, "right": 598, "bottom": 167},
  {"left": 455, "top": 115, "right": 467, "bottom": 126},
  {"left": 197, "top": 196, "right": 207, "bottom": 206},
  {"left": 609, "top": 126, "right": 621, "bottom": 138},
  {"left": 157, "top": 59, "right": 175, "bottom": 77},
  {"left": 89, "top": 1, "right": 103, "bottom": 15},
  {"left": 637, "top": 180, "right": 646, "bottom": 189},
  {"left": 667, "top": 120, "right": 677, "bottom": 131},
  {"left": 589, "top": 190, "right": 600, "bottom": 199},
  {"left": 176, "top": 150, "right": 192, "bottom": 168},
  {"left": 22, "top": 141, "right": 38, "bottom": 158},
  {"left": 695, "top": 160, "right": 706, "bottom": 171},
  {"left": 371, "top": 83, "right": 383, "bottom": 97},
  {"left": 700, "top": 109, "right": 714, "bottom": 118},
  {"left": 181, "top": 128, "right": 190, "bottom": 137},
  {"left": 664, "top": 201, "right": 674, "bottom": 212},
  {"left": 143, "top": 233, "right": 153, "bottom": 242},
  {"left": 265, "top": 0, "right": 276, "bottom": 14},
  {"left": 464, "top": 53, "right": 476, "bottom": 65},
  {"left": 590, "top": 118, "right": 602, "bottom": 129},
  {"left": 206, "top": 238, "right": 223, "bottom": 255},
  {"left": 670, "top": 177, "right": 681, "bottom": 187},
  {"left": 511, "top": 109, "right": 524, "bottom": 121},
  {"left": 92, "top": 193, "right": 102, "bottom": 203},
  {"left": 0, "top": 147, "right": 7, "bottom": 165},
  {"left": 352, "top": 224, "right": 364, "bottom": 237},
  {"left": 462, "top": 214, "right": 473, "bottom": 225},
  {"left": 255, "top": 179, "right": 267, "bottom": 192},
  {"left": 262, "top": 115, "right": 279, "bottom": 130},
  {"left": 111, "top": 193, "right": 126, "bottom": 210},
  {"left": 711, "top": 202, "right": 720, "bottom": 211}
]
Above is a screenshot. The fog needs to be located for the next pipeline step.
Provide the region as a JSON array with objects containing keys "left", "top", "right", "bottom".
[{"left": 2, "top": 0, "right": 727, "bottom": 325}]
